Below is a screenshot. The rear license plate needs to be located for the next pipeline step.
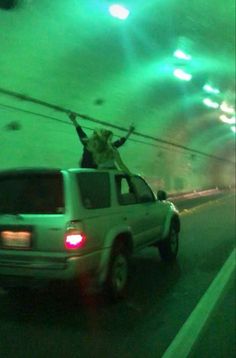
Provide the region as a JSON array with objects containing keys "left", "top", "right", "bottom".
[{"left": 1, "top": 230, "right": 31, "bottom": 249}]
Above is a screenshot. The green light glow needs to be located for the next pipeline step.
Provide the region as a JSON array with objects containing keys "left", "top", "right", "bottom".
[
  {"left": 173, "top": 68, "right": 192, "bottom": 81},
  {"left": 109, "top": 4, "right": 130, "bottom": 20},
  {"left": 203, "top": 98, "right": 219, "bottom": 109},
  {"left": 189, "top": 124, "right": 235, "bottom": 158},
  {"left": 203, "top": 84, "right": 220, "bottom": 94},
  {"left": 174, "top": 49, "right": 192, "bottom": 61},
  {"left": 231, "top": 126, "right": 236, "bottom": 133}
]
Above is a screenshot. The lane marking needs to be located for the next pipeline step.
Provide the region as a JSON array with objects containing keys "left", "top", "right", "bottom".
[
  {"left": 179, "top": 197, "right": 230, "bottom": 216},
  {"left": 162, "top": 248, "right": 236, "bottom": 358},
  {"left": 178, "top": 192, "right": 235, "bottom": 216}
]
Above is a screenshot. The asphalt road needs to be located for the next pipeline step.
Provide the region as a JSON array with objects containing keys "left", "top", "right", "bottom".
[{"left": 0, "top": 193, "right": 235, "bottom": 358}]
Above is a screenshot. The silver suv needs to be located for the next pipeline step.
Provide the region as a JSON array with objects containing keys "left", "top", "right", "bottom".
[{"left": 0, "top": 168, "right": 180, "bottom": 299}]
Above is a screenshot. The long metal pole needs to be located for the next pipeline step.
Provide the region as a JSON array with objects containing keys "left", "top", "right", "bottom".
[{"left": 0, "top": 86, "right": 234, "bottom": 164}]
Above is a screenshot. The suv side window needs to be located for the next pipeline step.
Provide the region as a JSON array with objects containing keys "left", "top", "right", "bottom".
[
  {"left": 115, "top": 175, "right": 137, "bottom": 205},
  {"left": 76, "top": 172, "right": 111, "bottom": 209},
  {"left": 131, "top": 176, "right": 155, "bottom": 203}
]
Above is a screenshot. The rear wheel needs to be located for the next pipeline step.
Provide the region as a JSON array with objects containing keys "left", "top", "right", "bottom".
[
  {"left": 158, "top": 223, "right": 179, "bottom": 261},
  {"left": 105, "top": 243, "right": 129, "bottom": 301}
]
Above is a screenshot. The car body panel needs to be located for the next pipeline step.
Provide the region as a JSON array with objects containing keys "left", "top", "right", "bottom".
[{"left": 0, "top": 168, "right": 180, "bottom": 289}]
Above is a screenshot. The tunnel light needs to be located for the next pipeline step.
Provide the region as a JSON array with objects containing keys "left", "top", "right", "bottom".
[
  {"left": 203, "top": 98, "right": 220, "bottom": 109},
  {"left": 109, "top": 4, "right": 130, "bottom": 20},
  {"left": 173, "top": 68, "right": 192, "bottom": 81},
  {"left": 203, "top": 84, "right": 220, "bottom": 95},
  {"left": 174, "top": 49, "right": 192, "bottom": 61},
  {"left": 220, "top": 101, "right": 235, "bottom": 115},
  {"left": 231, "top": 126, "right": 236, "bottom": 133},
  {"left": 219, "top": 114, "right": 236, "bottom": 124}
]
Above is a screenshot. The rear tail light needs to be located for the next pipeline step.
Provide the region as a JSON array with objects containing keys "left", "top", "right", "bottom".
[{"left": 65, "top": 221, "right": 86, "bottom": 250}]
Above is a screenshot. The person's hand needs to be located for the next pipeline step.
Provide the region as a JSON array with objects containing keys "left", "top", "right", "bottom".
[
  {"left": 69, "top": 112, "right": 77, "bottom": 121},
  {"left": 68, "top": 112, "right": 78, "bottom": 126},
  {"left": 128, "top": 124, "right": 135, "bottom": 133}
]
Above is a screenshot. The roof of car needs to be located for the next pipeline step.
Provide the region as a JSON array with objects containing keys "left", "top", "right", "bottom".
[
  {"left": 67, "top": 168, "right": 121, "bottom": 174},
  {"left": 0, "top": 167, "right": 62, "bottom": 175},
  {"left": 0, "top": 167, "right": 126, "bottom": 175}
]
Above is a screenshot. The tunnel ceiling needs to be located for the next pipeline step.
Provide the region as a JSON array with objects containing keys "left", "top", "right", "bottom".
[{"left": 0, "top": 0, "right": 235, "bottom": 162}]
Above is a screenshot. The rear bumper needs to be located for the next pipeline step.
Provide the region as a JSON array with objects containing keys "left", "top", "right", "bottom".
[{"left": 0, "top": 251, "right": 102, "bottom": 286}]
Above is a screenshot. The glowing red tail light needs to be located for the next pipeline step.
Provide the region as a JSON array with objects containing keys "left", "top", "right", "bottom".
[{"left": 65, "top": 229, "right": 86, "bottom": 250}]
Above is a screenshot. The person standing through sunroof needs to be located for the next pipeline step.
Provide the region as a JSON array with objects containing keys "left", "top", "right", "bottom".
[{"left": 68, "top": 112, "right": 134, "bottom": 172}]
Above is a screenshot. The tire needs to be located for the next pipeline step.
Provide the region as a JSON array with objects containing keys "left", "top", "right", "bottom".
[
  {"left": 105, "top": 243, "right": 130, "bottom": 301},
  {"left": 158, "top": 222, "right": 179, "bottom": 262}
]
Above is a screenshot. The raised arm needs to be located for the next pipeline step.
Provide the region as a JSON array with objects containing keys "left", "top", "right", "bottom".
[
  {"left": 68, "top": 112, "right": 77, "bottom": 127},
  {"left": 113, "top": 124, "right": 135, "bottom": 148},
  {"left": 68, "top": 112, "right": 88, "bottom": 144},
  {"left": 124, "top": 124, "right": 135, "bottom": 140}
]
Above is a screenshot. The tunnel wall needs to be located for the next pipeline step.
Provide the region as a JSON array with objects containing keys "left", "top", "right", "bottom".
[{"left": 0, "top": 107, "right": 235, "bottom": 194}]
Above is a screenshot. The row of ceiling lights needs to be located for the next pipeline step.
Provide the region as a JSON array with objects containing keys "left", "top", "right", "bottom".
[
  {"left": 3, "top": 2, "right": 235, "bottom": 134},
  {"left": 173, "top": 49, "right": 235, "bottom": 133},
  {"left": 108, "top": 3, "right": 236, "bottom": 134}
]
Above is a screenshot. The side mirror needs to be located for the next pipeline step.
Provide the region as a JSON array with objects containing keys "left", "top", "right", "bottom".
[{"left": 157, "top": 190, "right": 167, "bottom": 201}]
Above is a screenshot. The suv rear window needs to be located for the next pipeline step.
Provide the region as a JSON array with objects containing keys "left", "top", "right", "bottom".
[
  {"left": 77, "top": 172, "right": 110, "bottom": 209},
  {"left": 0, "top": 172, "right": 64, "bottom": 214}
]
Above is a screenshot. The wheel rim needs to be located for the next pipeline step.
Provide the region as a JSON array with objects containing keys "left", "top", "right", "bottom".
[{"left": 111, "top": 254, "right": 128, "bottom": 293}]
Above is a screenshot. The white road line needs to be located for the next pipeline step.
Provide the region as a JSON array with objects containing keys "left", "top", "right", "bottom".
[
  {"left": 179, "top": 198, "right": 224, "bottom": 216},
  {"left": 162, "top": 248, "right": 236, "bottom": 358}
]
